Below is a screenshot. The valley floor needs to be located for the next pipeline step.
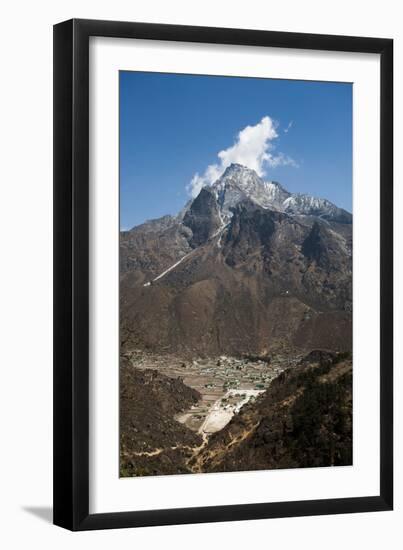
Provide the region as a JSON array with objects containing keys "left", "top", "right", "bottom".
[
  {"left": 119, "top": 350, "right": 313, "bottom": 476},
  {"left": 120, "top": 349, "right": 352, "bottom": 477},
  {"left": 121, "top": 350, "right": 297, "bottom": 435}
]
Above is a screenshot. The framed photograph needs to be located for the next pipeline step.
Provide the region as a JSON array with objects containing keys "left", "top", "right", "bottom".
[{"left": 53, "top": 19, "right": 393, "bottom": 530}]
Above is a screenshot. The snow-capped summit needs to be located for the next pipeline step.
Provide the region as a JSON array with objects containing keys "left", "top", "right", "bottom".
[
  {"left": 211, "top": 163, "right": 290, "bottom": 218},
  {"left": 283, "top": 194, "right": 351, "bottom": 223},
  {"left": 208, "top": 163, "right": 351, "bottom": 224}
]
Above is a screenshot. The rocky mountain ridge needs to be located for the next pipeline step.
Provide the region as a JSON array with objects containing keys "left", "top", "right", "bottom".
[
  {"left": 209, "top": 163, "right": 351, "bottom": 224},
  {"left": 120, "top": 164, "right": 352, "bottom": 356}
]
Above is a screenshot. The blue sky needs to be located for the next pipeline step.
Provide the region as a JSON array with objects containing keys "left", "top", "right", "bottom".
[{"left": 120, "top": 71, "right": 352, "bottom": 230}]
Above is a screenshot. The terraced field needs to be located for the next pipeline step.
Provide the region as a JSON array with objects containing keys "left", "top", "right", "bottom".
[{"left": 123, "top": 350, "right": 300, "bottom": 434}]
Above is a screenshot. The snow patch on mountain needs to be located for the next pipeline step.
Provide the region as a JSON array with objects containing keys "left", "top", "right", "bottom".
[
  {"left": 211, "top": 163, "right": 290, "bottom": 219},
  {"left": 207, "top": 163, "right": 351, "bottom": 224}
]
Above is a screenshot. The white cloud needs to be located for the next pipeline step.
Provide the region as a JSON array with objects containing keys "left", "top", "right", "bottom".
[
  {"left": 187, "top": 116, "right": 297, "bottom": 197},
  {"left": 284, "top": 120, "right": 293, "bottom": 134},
  {"left": 268, "top": 152, "right": 298, "bottom": 168}
]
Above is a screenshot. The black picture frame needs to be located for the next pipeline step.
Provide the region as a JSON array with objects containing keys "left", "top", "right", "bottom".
[{"left": 53, "top": 18, "right": 393, "bottom": 531}]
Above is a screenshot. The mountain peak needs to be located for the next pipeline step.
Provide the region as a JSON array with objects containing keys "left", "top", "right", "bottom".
[
  {"left": 179, "top": 163, "right": 351, "bottom": 226},
  {"left": 220, "top": 163, "right": 268, "bottom": 184},
  {"left": 222, "top": 162, "right": 256, "bottom": 175},
  {"left": 200, "top": 163, "right": 351, "bottom": 224},
  {"left": 283, "top": 193, "right": 352, "bottom": 223},
  {"left": 211, "top": 163, "right": 290, "bottom": 216}
]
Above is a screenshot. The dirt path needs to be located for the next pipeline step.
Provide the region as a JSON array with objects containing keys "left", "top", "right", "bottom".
[
  {"left": 131, "top": 448, "right": 164, "bottom": 457},
  {"left": 131, "top": 437, "right": 209, "bottom": 459},
  {"left": 190, "top": 421, "right": 261, "bottom": 472},
  {"left": 131, "top": 390, "right": 262, "bottom": 465}
]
